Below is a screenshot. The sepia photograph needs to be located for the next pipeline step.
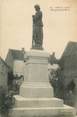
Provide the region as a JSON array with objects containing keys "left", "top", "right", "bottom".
[{"left": 0, "top": 0, "right": 77, "bottom": 117}]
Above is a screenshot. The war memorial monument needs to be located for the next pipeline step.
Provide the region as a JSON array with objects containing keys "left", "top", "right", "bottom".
[{"left": 10, "top": 5, "right": 76, "bottom": 117}]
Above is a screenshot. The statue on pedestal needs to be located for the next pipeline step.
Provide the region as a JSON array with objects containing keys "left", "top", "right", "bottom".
[{"left": 32, "top": 5, "right": 43, "bottom": 50}]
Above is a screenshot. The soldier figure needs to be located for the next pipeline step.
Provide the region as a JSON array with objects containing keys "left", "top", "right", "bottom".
[{"left": 32, "top": 5, "right": 43, "bottom": 49}]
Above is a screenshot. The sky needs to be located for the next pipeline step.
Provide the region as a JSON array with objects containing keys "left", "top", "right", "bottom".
[{"left": 0, "top": 0, "right": 77, "bottom": 59}]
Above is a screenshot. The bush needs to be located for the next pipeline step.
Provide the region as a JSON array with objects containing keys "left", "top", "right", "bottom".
[{"left": 0, "top": 86, "right": 14, "bottom": 117}]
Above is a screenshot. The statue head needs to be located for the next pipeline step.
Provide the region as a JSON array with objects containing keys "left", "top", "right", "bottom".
[{"left": 34, "top": 4, "right": 40, "bottom": 11}]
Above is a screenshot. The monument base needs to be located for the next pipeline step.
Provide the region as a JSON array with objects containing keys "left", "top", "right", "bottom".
[
  {"left": 20, "top": 82, "right": 54, "bottom": 98},
  {"left": 9, "top": 105, "right": 75, "bottom": 117},
  {"left": 9, "top": 50, "right": 76, "bottom": 117}
]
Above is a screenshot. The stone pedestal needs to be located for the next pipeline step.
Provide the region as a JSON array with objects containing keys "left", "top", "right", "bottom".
[{"left": 9, "top": 50, "right": 76, "bottom": 117}]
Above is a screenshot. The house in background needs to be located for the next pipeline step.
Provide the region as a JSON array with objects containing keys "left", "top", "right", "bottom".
[
  {"left": 0, "top": 57, "right": 11, "bottom": 90},
  {"left": 59, "top": 41, "right": 77, "bottom": 107},
  {"left": 59, "top": 41, "right": 77, "bottom": 87},
  {"left": 5, "top": 48, "right": 25, "bottom": 77}
]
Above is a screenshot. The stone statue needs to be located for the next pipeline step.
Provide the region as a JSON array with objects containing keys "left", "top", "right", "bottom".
[{"left": 32, "top": 5, "right": 43, "bottom": 49}]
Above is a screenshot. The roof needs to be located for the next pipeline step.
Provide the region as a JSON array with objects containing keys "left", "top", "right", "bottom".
[
  {"left": 9, "top": 49, "right": 24, "bottom": 60},
  {"left": 61, "top": 41, "right": 77, "bottom": 57},
  {"left": 0, "top": 57, "right": 10, "bottom": 69}
]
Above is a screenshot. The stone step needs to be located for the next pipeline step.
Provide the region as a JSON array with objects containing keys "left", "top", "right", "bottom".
[
  {"left": 22, "top": 82, "right": 52, "bottom": 87},
  {"left": 14, "top": 95, "right": 64, "bottom": 108},
  {"left": 9, "top": 105, "right": 76, "bottom": 117}
]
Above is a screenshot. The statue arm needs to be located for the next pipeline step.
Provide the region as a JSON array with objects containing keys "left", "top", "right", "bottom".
[{"left": 34, "top": 11, "right": 42, "bottom": 21}]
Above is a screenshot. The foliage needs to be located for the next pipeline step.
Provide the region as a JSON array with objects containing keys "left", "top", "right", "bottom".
[{"left": 0, "top": 86, "right": 14, "bottom": 117}]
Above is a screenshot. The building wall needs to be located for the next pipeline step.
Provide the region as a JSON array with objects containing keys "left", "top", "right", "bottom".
[
  {"left": 0, "top": 59, "right": 9, "bottom": 89},
  {"left": 13, "top": 60, "right": 24, "bottom": 76},
  {"left": 5, "top": 51, "right": 14, "bottom": 70},
  {"left": 59, "top": 53, "right": 77, "bottom": 107},
  {"left": 60, "top": 55, "right": 77, "bottom": 86}
]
